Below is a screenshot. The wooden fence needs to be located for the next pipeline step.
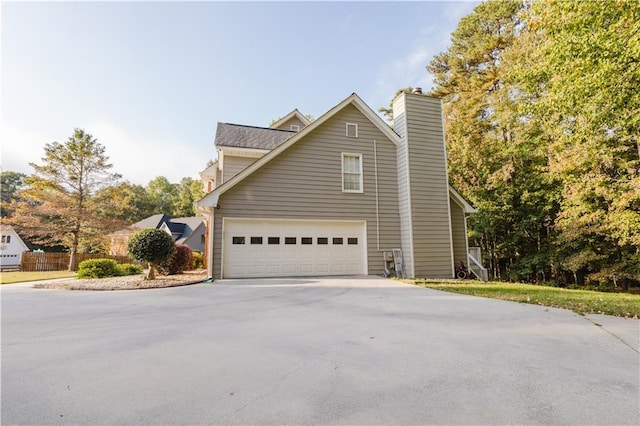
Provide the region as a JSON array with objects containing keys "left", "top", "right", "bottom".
[{"left": 20, "top": 252, "right": 138, "bottom": 272}]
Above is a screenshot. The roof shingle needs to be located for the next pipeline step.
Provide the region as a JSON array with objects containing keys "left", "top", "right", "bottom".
[{"left": 215, "top": 123, "right": 295, "bottom": 150}]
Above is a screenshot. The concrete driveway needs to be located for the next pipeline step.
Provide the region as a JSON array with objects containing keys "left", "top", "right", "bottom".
[{"left": 2, "top": 277, "right": 638, "bottom": 425}]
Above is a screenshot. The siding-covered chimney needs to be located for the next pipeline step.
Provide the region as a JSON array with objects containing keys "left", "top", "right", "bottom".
[{"left": 393, "top": 92, "right": 454, "bottom": 278}]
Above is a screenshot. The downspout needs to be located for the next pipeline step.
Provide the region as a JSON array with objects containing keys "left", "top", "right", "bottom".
[{"left": 373, "top": 140, "right": 380, "bottom": 251}]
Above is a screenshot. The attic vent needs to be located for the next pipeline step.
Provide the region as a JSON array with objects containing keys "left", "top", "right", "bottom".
[
  {"left": 290, "top": 125, "right": 300, "bottom": 132},
  {"left": 346, "top": 123, "right": 358, "bottom": 138}
]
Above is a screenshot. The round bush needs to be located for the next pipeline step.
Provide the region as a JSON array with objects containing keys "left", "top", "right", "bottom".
[
  {"left": 77, "top": 259, "right": 121, "bottom": 279},
  {"left": 117, "top": 263, "right": 143, "bottom": 276},
  {"left": 192, "top": 251, "right": 204, "bottom": 269},
  {"left": 128, "top": 229, "right": 176, "bottom": 265},
  {"left": 158, "top": 244, "right": 193, "bottom": 275}
]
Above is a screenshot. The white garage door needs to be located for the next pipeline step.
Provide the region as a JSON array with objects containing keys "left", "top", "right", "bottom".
[{"left": 223, "top": 219, "right": 367, "bottom": 278}]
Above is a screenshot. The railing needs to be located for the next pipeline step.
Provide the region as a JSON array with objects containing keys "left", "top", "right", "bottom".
[
  {"left": 468, "top": 247, "right": 488, "bottom": 281},
  {"left": 20, "top": 252, "right": 137, "bottom": 272}
]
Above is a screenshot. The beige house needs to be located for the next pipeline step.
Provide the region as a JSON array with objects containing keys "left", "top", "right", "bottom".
[{"left": 198, "top": 90, "right": 486, "bottom": 280}]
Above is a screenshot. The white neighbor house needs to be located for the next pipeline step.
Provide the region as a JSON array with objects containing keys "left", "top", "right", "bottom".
[{"left": 0, "top": 225, "right": 29, "bottom": 271}]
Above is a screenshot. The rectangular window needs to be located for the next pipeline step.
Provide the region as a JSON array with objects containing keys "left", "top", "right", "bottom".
[
  {"left": 1, "top": 236, "right": 5, "bottom": 243},
  {"left": 333, "top": 237, "right": 343, "bottom": 245},
  {"left": 251, "top": 237, "right": 263, "bottom": 244},
  {"left": 268, "top": 237, "right": 280, "bottom": 245},
  {"left": 346, "top": 123, "right": 358, "bottom": 138},
  {"left": 301, "top": 237, "right": 312, "bottom": 245},
  {"left": 348, "top": 237, "right": 358, "bottom": 245},
  {"left": 232, "top": 236, "right": 245, "bottom": 245},
  {"left": 317, "top": 237, "right": 328, "bottom": 245},
  {"left": 290, "top": 125, "right": 300, "bottom": 132},
  {"left": 285, "top": 237, "right": 296, "bottom": 245},
  {"left": 342, "top": 153, "right": 363, "bottom": 193},
  {"left": 201, "top": 234, "right": 206, "bottom": 244}
]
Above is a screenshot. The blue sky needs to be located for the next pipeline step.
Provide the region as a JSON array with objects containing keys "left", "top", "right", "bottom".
[{"left": 2, "top": 1, "right": 479, "bottom": 185}]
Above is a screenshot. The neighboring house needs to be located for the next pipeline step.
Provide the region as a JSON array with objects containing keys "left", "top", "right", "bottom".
[
  {"left": 108, "top": 214, "right": 206, "bottom": 256},
  {"left": 0, "top": 225, "right": 30, "bottom": 271},
  {"left": 197, "top": 90, "right": 486, "bottom": 280}
]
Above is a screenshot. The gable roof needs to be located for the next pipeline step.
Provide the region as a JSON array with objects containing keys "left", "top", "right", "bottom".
[
  {"left": 0, "top": 225, "right": 30, "bottom": 250},
  {"left": 131, "top": 213, "right": 171, "bottom": 229},
  {"left": 270, "top": 109, "right": 311, "bottom": 129},
  {"left": 199, "top": 93, "right": 401, "bottom": 209},
  {"left": 215, "top": 123, "right": 295, "bottom": 150}
]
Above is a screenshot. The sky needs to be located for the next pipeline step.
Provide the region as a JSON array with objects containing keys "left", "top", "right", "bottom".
[{"left": 2, "top": 0, "right": 479, "bottom": 186}]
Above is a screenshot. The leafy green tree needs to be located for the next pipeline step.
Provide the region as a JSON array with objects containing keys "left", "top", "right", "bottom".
[
  {"left": 94, "top": 182, "right": 157, "bottom": 223},
  {"left": 8, "top": 129, "right": 121, "bottom": 270},
  {"left": 127, "top": 228, "right": 176, "bottom": 279},
  {"left": 145, "top": 176, "right": 178, "bottom": 215},
  {"left": 513, "top": 0, "right": 640, "bottom": 288},
  {"left": 174, "top": 177, "right": 205, "bottom": 217},
  {"left": 0, "top": 171, "right": 26, "bottom": 218}
]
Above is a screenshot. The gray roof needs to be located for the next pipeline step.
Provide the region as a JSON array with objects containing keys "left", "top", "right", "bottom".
[
  {"left": 131, "top": 214, "right": 170, "bottom": 230},
  {"left": 215, "top": 123, "right": 295, "bottom": 150}
]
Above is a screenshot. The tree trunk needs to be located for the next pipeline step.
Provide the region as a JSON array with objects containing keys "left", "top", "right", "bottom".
[
  {"left": 68, "top": 229, "right": 80, "bottom": 271},
  {"left": 145, "top": 262, "right": 156, "bottom": 280}
]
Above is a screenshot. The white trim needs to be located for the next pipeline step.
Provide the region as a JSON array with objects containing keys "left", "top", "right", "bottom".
[
  {"left": 449, "top": 186, "right": 477, "bottom": 214},
  {"left": 290, "top": 124, "right": 300, "bottom": 132},
  {"left": 341, "top": 152, "right": 363, "bottom": 193},
  {"left": 270, "top": 109, "right": 311, "bottom": 129},
  {"left": 197, "top": 93, "right": 400, "bottom": 209},
  {"left": 346, "top": 122, "right": 358, "bottom": 138},
  {"left": 218, "top": 147, "right": 270, "bottom": 158}
]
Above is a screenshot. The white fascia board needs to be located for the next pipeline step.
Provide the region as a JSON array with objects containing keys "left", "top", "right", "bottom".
[
  {"left": 218, "top": 147, "right": 270, "bottom": 158},
  {"left": 200, "top": 93, "right": 399, "bottom": 208},
  {"left": 449, "top": 186, "right": 477, "bottom": 214},
  {"left": 270, "top": 109, "right": 311, "bottom": 128},
  {"left": 199, "top": 161, "right": 219, "bottom": 178}
]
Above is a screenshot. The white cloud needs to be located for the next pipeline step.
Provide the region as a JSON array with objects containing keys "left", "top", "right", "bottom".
[{"left": 1, "top": 120, "right": 206, "bottom": 186}]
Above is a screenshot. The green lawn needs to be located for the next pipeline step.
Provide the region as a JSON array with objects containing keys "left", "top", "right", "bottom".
[
  {"left": 409, "top": 279, "right": 640, "bottom": 318},
  {"left": 1, "top": 271, "right": 76, "bottom": 284}
]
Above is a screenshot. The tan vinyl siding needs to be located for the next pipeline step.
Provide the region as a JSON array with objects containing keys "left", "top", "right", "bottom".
[
  {"left": 212, "top": 104, "right": 400, "bottom": 278},
  {"left": 392, "top": 96, "right": 414, "bottom": 277},
  {"left": 273, "top": 116, "right": 307, "bottom": 131},
  {"left": 222, "top": 156, "right": 258, "bottom": 183},
  {"left": 450, "top": 198, "right": 468, "bottom": 267},
  {"left": 404, "top": 94, "right": 453, "bottom": 278}
]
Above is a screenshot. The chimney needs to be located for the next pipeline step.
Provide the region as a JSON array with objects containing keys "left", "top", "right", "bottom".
[
  {"left": 392, "top": 91, "right": 454, "bottom": 278},
  {"left": 411, "top": 87, "right": 423, "bottom": 94}
]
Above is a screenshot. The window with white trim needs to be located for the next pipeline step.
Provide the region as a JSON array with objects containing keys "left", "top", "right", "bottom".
[
  {"left": 290, "top": 125, "right": 300, "bottom": 132},
  {"left": 346, "top": 123, "right": 358, "bottom": 138},
  {"left": 342, "top": 153, "right": 363, "bottom": 193}
]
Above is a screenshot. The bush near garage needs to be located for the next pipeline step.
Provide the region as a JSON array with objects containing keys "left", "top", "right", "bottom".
[
  {"left": 76, "top": 259, "right": 122, "bottom": 279},
  {"left": 158, "top": 244, "right": 193, "bottom": 275},
  {"left": 191, "top": 251, "right": 204, "bottom": 269}
]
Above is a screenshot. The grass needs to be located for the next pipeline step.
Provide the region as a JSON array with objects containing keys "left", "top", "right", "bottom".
[
  {"left": 1, "top": 270, "right": 76, "bottom": 284},
  {"left": 409, "top": 279, "right": 640, "bottom": 318}
]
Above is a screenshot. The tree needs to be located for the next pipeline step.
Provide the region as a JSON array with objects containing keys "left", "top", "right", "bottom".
[
  {"left": 127, "top": 228, "right": 176, "bottom": 280},
  {"left": 145, "top": 176, "right": 178, "bottom": 215},
  {"left": 173, "top": 177, "right": 205, "bottom": 217},
  {"left": 513, "top": 0, "right": 640, "bottom": 288},
  {"left": 8, "top": 129, "right": 121, "bottom": 270},
  {"left": 0, "top": 171, "right": 26, "bottom": 218},
  {"left": 94, "top": 182, "right": 157, "bottom": 223}
]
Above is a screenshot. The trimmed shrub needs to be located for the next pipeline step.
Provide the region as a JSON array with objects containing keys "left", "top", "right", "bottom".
[
  {"left": 158, "top": 244, "right": 193, "bottom": 275},
  {"left": 77, "top": 259, "right": 122, "bottom": 279},
  {"left": 128, "top": 229, "right": 176, "bottom": 279},
  {"left": 192, "top": 251, "right": 204, "bottom": 269},
  {"left": 117, "top": 263, "right": 143, "bottom": 276}
]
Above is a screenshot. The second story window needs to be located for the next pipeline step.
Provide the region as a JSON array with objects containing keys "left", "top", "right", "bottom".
[
  {"left": 290, "top": 125, "right": 300, "bottom": 132},
  {"left": 346, "top": 123, "right": 358, "bottom": 138},
  {"left": 342, "top": 153, "right": 363, "bottom": 193}
]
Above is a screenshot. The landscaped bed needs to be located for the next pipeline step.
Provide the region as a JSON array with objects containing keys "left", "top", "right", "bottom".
[
  {"left": 409, "top": 279, "right": 640, "bottom": 318},
  {"left": 33, "top": 270, "right": 208, "bottom": 291}
]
